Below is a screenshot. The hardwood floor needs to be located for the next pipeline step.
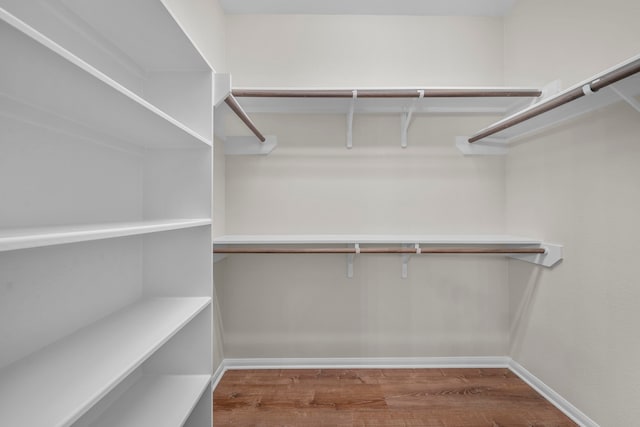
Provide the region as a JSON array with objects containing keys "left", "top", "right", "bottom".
[{"left": 213, "top": 368, "right": 577, "bottom": 426}]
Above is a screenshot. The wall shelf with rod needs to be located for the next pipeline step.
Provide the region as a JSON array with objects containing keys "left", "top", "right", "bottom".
[
  {"left": 213, "top": 73, "right": 541, "bottom": 154},
  {"left": 458, "top": 53, "right": 640, "bottom": 155},
  {"left": 213, "top": 234, "right": 563, "bottom": 278}
]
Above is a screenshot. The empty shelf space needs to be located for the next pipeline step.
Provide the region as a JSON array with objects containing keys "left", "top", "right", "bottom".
[
  {"left": 0, "top": 219, "right": 212, "bottom": 252},
  {"left": 0, "top": 297, "right": 212, "bottom": 427},
  {"left": 0, "top": 9, "right": 211, "bottom": 149},
  {"left": 90, "top": 375, "right": 211, "bottom": 427}
]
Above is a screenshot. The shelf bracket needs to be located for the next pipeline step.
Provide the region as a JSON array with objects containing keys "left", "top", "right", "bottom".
[
  {"left": 455, "top": 136, "right": 507, "bottom": 156},
  {"left": 347, "top": 90, "right": 357, "bottom": 149},
  {"left": 508, "top": 243, "right": 563, "bottom": 267},
  {"left": 213, "top": 254, "right": 228, "bottom": 263},
  {"left": 401, "top": 243, "right": 420, "bottom": 279},
  {"left": 401, "top": 90, "right": 424, "bottom": 148},
  {"left": 223, "top": 135, "right": 278, "bottom": 155},
  {"left": 214, "top": 73, "right": 232, "bottom": 107},
  {"left": 347, "top": 243, "right": 359, "bottom": 278},
  {"left": 610, "top": 84, "right": 640, "bottom": 113}
]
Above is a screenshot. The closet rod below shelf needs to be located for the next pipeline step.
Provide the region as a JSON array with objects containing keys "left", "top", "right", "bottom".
[
  {"left": 224, "top": 94, "right": 266, "bottom": 142},
  {"left": 232, "top": 88, "right": 543, "bottom": 99},
  {"left": 213, "top": 247, "right": 546, "bottom": 254},
  {"left": 468, "top": 58, "right": 640, "bottom": 143}
]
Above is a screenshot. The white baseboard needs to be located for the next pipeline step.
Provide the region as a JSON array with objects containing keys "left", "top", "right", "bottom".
[
  {"left": 221, "top": 356, "right": 510, "bottom": 370},
  {"left": 508, "top": 359, "right": 599, "bottom": 427},
  {"left": 211, "top": 362, "right": 227, "bottom": 391},
  {"left": 212, "top": 356, "right": 598, "bottom": 427}
]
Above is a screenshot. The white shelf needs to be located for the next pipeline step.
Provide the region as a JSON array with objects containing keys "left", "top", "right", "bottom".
[
  {"left": 0, "top": 297, "right": 211, "bottom": 427},
  {"left": 0, "top": 0, "right": 211, "bottom": 73},
  {"left": 0, "top": 219, "right": 212, "bottom": 252},
  {"left": 90, "top": 375, "right": 211, "bottom": 427},
  {"left": 0, "top": 9, "right": 211, "bottom": 149},
  {"left": 214, "top": 234, "right": 563, "bottom": 269},
  {"left": 213, "top": 234, "right": 545, "bottom": 246},
  {"left": 230, "top": 87, "right": 541, "bottom": 115},
  {"left": 468, "top": 54, "right": 640, "bottom": 144}
]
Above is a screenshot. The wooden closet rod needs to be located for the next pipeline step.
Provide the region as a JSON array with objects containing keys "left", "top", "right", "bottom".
[
  {"left": 468, "top": 58, "right": 640, "bottom": 143},
  {"left": 224, "top": 94, "right": 266, "bottom": 142},
  {"left": 214, "top": 247, "right": 546, "bottom": 254},
  {"left": 232, "top": 88, "right": 542, "bottom": 99}
]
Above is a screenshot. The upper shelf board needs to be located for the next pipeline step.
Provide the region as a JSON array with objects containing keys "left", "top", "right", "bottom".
[
  {"left": 213, "top": 234, "right": 545, "bottom": 245},
  {"left": 467, "top": 54, "right": 640, "bottom": 144},
  {"left": 0, "top": 9, "right": 211, "bottom": 149},
  {"left": 230, "top": 87, "right": 541, "bottom": 115}
]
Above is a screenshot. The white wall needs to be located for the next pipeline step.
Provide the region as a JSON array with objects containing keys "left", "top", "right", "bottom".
[
  {"left": 218, "top": 15, "right": 513, "bottom": 358},
  {"left": 226, "top": 15, "right": 504, "bottom": 87},
  {"left": 505, "top": 1, "right": 640, "bottom": 425}
]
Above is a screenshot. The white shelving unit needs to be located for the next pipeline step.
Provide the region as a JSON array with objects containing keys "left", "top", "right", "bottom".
[{"left": 0, "top": 1, "right": 213, "bottom": 426}]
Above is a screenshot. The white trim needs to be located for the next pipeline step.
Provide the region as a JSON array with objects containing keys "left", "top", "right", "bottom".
[
  {"left": 508, "top": 360, "right": 600, "bottom": 427},
  {"left": 220, "top": 356, "right": 510, "bottom": 370},
  {"left": 211, "top": 362, "right": 227, "bottom": 391}
]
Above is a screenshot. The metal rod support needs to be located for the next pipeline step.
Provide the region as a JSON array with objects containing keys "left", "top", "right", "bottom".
[
  {"left": 468, "top": 89, "right": 584, "bottom": 143},
  {"left": 224, "top": 94, "right": 266, "bottom": 143}
]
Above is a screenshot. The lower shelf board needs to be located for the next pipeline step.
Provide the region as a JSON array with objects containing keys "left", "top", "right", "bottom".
[
  {"left": 0, "top": 297, "right": 211, "bottom": 427},
  {"left": 90, "top": 374, "right": 211, "bottom": 427}
]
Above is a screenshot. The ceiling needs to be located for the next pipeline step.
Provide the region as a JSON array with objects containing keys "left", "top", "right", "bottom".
[{"left": 219, "top": 0, "right": 517, "bottom": 16}]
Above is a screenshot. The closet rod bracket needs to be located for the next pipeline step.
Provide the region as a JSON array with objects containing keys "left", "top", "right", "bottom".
[
  {"left": 507, "top": 243, "right": 563, "bottom": 267},
  {"left": 401, "top": 90, "right": 424, "bottom": 148},
  {"left": 347, "top": 243, "right": 360, "bottom": 278},
  {"left": 401, "top": 243, "right": 421, "bottom": 279},
  {"left": 347, "top": 90, "right": 357, "bottom": 149},
  {"left": 610, "top": 84, "right": 640, "bottom": 113},
  {"left": 455, "top": 136, "right": 507, "bottom": 156}
]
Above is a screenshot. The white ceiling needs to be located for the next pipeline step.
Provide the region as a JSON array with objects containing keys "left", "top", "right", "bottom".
[{"left": 219, "top": 0, "right": 517, "bottom": 16}]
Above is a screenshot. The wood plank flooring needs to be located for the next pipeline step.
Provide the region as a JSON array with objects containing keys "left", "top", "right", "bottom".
[{"left": 213, "top": 368, "right": 577, "bottom": 426}]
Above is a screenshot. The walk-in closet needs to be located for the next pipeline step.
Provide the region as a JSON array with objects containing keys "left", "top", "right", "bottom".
[{"left": 1, "top": 1, "right": 639, "bottom": 426}]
